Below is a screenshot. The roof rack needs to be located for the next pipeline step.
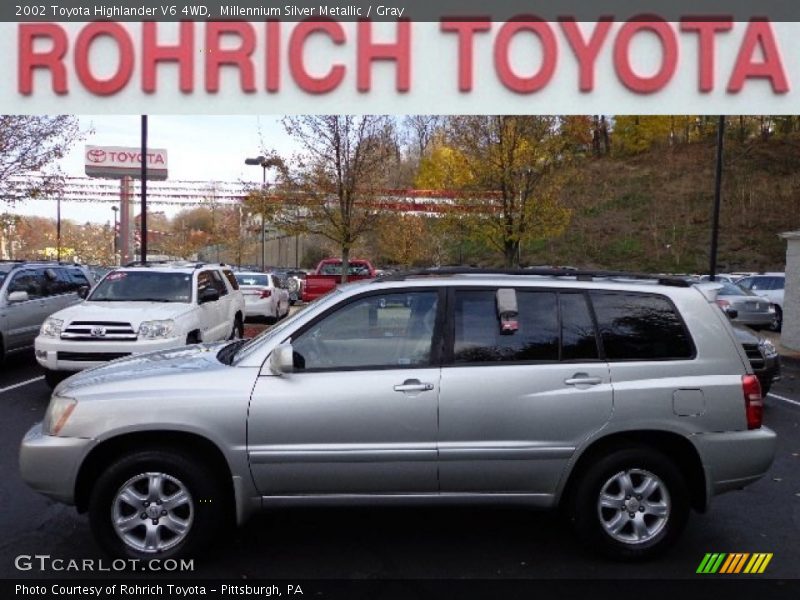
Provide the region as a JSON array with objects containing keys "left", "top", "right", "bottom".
[{"left": 375, "top": 267, "right": 691, "bottom": 288}]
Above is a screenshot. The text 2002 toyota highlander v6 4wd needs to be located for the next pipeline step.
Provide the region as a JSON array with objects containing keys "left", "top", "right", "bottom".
[{"left": 20, "top": 269, "right": 776, "bottom": 560}]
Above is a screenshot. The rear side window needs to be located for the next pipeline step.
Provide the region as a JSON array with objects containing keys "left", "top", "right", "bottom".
[
  {"left": 453, "top": 290, "right": 559, "bottom": 363},
  {"left": 560, "top": 293, "right": 599, "bottom": 361},
  {"left": 223, "top": 269, "right": 239, "bottom": 290},
  {"left": 208, "top": 271, "right": 229, "bottom": 296},
  {"left": 590, "top": 292, "right": 694, "bottom": 360}
]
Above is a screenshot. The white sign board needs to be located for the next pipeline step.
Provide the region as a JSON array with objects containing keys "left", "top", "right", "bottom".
[{"left": 84, "top": 145, "right": 168, "bottom": 180}]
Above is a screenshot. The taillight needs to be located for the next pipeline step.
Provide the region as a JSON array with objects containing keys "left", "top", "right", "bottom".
[
  {"left": 716, "top": 299, "right": 731, "bottom": 309},
  {"left": 742, "top": 374, "right": 763, "bottom": 430},
  {"left": 260, "top": 289, "right": 272, "bottom": 299}
]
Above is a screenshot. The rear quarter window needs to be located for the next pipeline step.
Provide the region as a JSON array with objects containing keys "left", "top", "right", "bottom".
[{"left": 589, "top": 292, "right": 694, "bottom": 361}]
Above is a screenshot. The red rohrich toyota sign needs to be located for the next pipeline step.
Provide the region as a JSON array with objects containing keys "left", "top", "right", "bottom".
[{"left": 84, "top": 145, "right": 168, "bottom": 180}]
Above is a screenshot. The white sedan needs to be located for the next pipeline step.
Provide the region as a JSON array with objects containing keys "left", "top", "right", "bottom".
[{"left": 234, "top": 272, "right": 290, "bottom": 322}]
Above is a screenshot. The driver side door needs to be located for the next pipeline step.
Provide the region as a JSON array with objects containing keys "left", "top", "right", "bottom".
[{"left": 248, "top": 288, "right": 444, "bottom": 495}]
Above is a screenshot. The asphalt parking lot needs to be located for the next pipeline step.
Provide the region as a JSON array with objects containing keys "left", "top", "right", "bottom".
[{"left": 0, "top": 334, "right": 798, "bottom": 581}]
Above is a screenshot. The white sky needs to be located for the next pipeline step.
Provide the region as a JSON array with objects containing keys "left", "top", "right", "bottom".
[{"left": 8, "top": 115, "right": 300, "bottom": 224}]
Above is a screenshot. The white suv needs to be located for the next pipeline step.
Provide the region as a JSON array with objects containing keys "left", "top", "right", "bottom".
[{"left": 35, "top": 263, "right": 245, "bottom": 387}]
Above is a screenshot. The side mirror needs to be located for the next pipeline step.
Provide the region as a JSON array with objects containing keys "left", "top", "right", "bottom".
[
  {"left": 269, "top": 343, "right": 294, "bottom": 375},
  {"left": 7, "top": 291, "right": 29, "bottom": 303},
  {"left": 77, "top": 286, "right": 89, "bottom": 300},
  {"left": 199, "top": 288, "right": 220, "bottom": 304}
]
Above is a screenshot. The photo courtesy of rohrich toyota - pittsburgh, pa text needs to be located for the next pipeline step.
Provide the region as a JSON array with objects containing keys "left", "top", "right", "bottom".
[{"left": 1, "top": 1, "right": 799, "bottom": 599}]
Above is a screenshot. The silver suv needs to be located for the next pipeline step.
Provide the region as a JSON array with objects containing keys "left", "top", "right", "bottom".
[
  {"left": 1, "top": 261, "right": 93, "bottom": 363},
  {"left": 19, "top": 269, "right": 776, "bottom": 560}
]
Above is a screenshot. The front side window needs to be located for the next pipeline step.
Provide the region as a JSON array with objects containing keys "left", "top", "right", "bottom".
[
  {"left": 89, "top": 271, "right": 193, "bottom": 303},
  {"left": 590, "top": 292, "right": 693, "bottom": 360},
  {"left": 292, "top": 291, "right": 439, "bottom": 370},
  {"left": 453, "top": 290, "right": 560, "bottom": 363}
]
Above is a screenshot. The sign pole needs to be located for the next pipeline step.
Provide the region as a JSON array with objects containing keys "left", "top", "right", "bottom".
[{"left": 140, "top": 115, "right": 148, "bottom": 263}]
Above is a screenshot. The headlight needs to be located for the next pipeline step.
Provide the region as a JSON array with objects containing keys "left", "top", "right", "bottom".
[
  {"left": 759, "top": 339, "right": 778, "bottom": 358},
  {"left": 40, "top": 318, "right": 63, "bottom": 338},
  {"left": 42, "top": 395, "right": 77, "bottom": 436},
  {"left": 138, "top": 319, "right": 176, "bottom": 339}
]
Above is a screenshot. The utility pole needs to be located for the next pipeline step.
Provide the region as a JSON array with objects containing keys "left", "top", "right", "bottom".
[
  {"left": 140, "top": 115, "right": 148, "bottom": 263},
  {"left": 709, "top": 116, "right": 725, "bottom": 281}
]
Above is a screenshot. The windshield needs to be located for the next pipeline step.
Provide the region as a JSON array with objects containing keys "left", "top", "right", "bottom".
[
  {"left": 88, "top": 271, "right": 193, "bottom": 302},
  {"left": 235, "top": 273, "right": 270, "bottom": 286},
  {"left": 319, "top": 263, "right": 370, "bottom": 276},
  {"left": 233, "top": 288, "right": 343, "bottom": 364}
]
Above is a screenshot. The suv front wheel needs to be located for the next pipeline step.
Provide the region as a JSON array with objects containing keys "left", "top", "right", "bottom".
[
  {"left": 570, "top": 447, "right": 689, "bottom": 560},
  {"left": 88, "top": 449, "right": 226, "bottom": 559}
]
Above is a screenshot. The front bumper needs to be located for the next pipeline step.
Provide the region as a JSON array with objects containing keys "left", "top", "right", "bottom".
[
  {"left": 35, "top": 335, "right": 185, "bottom": 372},
  {"left": 19, "top": 422, "right": 93, "bottom": 505},
  {"left": 693, "top": 426, "right": 777, "bottom": 500}
]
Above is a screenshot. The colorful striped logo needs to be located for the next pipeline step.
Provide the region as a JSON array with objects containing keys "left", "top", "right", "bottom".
[{"left": 696, "top": 553, "right": 773, "bottom": 574}]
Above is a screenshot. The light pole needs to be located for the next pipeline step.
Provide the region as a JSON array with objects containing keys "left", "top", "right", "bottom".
[
  {"left": 111, "top": 205, "right": 119, "bottom": 261},
  {"left": 245, "top": 155, "right": 269, "bottom": 270}
]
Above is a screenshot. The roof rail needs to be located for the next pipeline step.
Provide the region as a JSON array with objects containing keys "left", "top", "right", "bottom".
[{"left": 375, "top": 267, "right": 691, "bottom": 288}]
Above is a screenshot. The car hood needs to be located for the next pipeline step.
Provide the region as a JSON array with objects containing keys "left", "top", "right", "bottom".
[
  {"left": 731, "top": 324, "right": 762, "bottom": 344},
  {"left": 52, "top": 301, "right": 194, "bottom": 327},
  {"left": 56, "top": 341, "right": 230, "bottom": 396}
]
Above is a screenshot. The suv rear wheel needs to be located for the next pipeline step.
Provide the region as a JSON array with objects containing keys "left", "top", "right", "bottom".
[
  {"left": 570, "top": 447, "right": 689, "bottom": 560},
  {"left": 88, "top": 449, "right": 226, "bottom": 559}
]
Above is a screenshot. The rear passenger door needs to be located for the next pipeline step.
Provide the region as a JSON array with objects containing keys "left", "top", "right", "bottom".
[
  {"left": 196, "top": 271, "right": 226, "bottom": 341},
  {"left": 589, "top": 291, "right": 698, "bottom": 425},
  {"left": 437, "top": 288, "right": 613, "bottom": 497}
]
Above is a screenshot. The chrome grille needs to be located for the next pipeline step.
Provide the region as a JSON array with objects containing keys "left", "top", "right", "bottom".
[{"left": 61, "top": 321, "right": 137, "bottom": 341}]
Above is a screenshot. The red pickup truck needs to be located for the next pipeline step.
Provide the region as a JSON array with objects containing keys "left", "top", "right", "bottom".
[{"left": 301, "top": 258, "right": 377, "bottom": 302}]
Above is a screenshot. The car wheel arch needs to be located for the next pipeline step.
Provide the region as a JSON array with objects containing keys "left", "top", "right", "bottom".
[
  {"left": 557, "top": 429, "right": 707, "bottom": 514},
  {"left": 74, "top": 430, "right": 236, "bottom": 516}
]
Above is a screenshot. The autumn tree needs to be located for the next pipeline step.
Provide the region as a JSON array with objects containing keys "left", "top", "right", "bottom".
[
  {"left": 0, "top": 116, "right": 83, "bottom": 203},
  {"left": 280, "top": 115, "right": 398, "bottom": 282},
  {"left": 417, "top": 116, "right": 576, "bottom": 267},
  {"left": 376, "top": 214, "right": 430, "bottom": 268}
]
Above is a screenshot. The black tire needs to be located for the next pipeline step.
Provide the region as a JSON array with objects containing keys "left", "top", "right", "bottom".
[
  {"left": 88, "top": 448, "right": 227, "bottom": 559},
  {"left": 44, "top": 369, "right": 69, "bottom": 389},
  {"left": 229, "top": 315, "right": 244, "bottom": 340},
  {"left": 570, "top": 446, "right": 689, "bottom": 561}
]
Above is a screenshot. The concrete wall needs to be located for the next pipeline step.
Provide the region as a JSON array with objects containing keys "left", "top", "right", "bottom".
[{"left": 780, "top": 231, "right": 800, "bottom": 351}]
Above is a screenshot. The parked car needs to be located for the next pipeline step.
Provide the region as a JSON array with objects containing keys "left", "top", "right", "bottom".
[
  {"left": 735, "top": 274, "right": 785, "bottom": 331},
  {"left": 20, "top": 268, "right": 776, "bottom": 561},
  {"left": 707, "top": 281, "right": 776, "bottom": 329},
  {"left": 731, "top": 324, "right": 781, "bottom": 396},
  {"left": 270, "top": 269, "right": 305, "bottom": 305},
  {"left": 697, "top": 274, "right": 738, "bottom": 284},
  {"left": 34, "top": 263, "right": 244, "bottom": 387},
  {"left": 301, "top": 258, "right": 376, "bottom": 302},
  {"left": 234, "top": 272, "right": 290, "bottom": 323},
  {"left": 0, "top": 261, "right": 93, "bottom": 363}
]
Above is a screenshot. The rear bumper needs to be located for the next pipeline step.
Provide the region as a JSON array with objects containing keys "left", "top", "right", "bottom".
[
  {"left": 244, "top": 298, "right": 277, "bottom": 318},
  {"left": 693, "top": 427, "right": 777, "bottom": 500},
  {"left": 732, "top": 312, "right": 775, "bottom": 326}
]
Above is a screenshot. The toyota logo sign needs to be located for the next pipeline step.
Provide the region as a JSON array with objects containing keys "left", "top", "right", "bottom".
[
  {"left": 86, "top": 149, "right": 106, "bottom": 163},
  {"left": 90, "top": 326, "right": 107, "bottom": 338}
]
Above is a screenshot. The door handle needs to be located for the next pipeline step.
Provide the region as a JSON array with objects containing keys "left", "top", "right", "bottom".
[
  {"left": 564, "top": 374, "right": 603, "bottom": 386},
  {"left": 394, "top": 379, "right": 434, "bottom": 393}
]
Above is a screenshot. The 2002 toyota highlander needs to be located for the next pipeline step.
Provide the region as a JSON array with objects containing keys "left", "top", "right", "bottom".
[{"left": 19, "top": 269, "right": 777, "bottom": 560}]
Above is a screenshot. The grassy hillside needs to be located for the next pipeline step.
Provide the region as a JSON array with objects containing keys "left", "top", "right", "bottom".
[{"left": 523, "top": 137, "right": 800, "bottom": 273}]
